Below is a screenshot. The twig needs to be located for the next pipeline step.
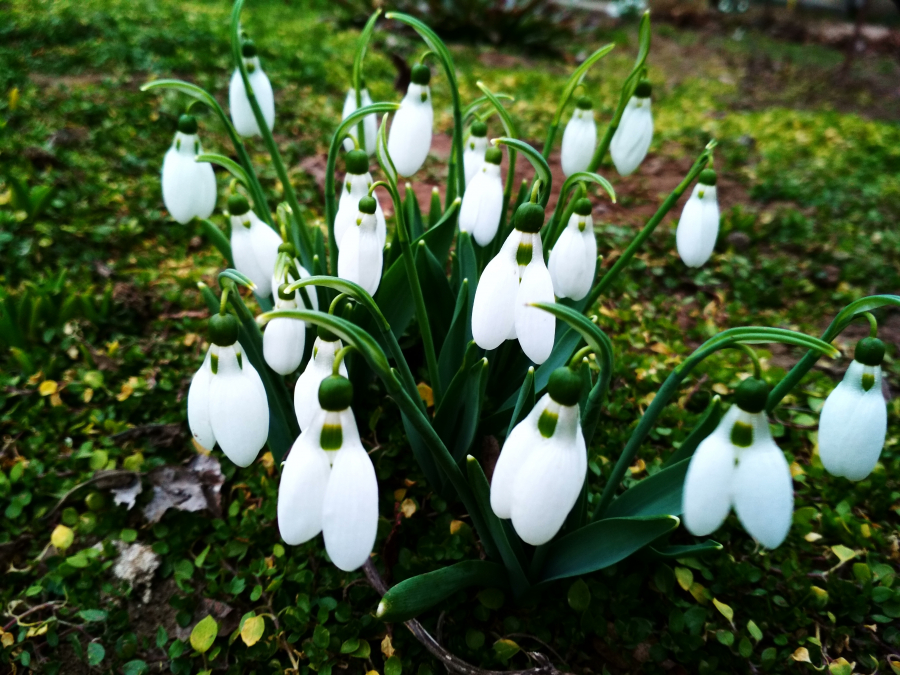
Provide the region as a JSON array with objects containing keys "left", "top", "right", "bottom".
[
  {"left": 2, "top": 601, "right": 62, "bottom": 631},
  {"left": 362, "top": 560, "right": 574, "bottom": 675},
  {"left": 41, "top": 470, "right": 140, "bottom": 519}
]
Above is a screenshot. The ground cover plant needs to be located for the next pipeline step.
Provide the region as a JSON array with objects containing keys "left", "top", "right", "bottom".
[{"left": 1, "top": 1, "right": 899, "bottom": 674}]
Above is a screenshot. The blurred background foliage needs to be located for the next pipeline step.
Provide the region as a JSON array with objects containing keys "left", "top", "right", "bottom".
[{"left": 1, "top": 0, "right": 899, "bottom": 673}]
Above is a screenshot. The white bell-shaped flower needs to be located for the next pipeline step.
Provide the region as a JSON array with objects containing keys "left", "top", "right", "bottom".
[
  {"left": 561, "top": 97, "right": 597, "bottom": 177},
  {"left": 294, "top": 332, "right": 349, "bottom": 431},
  {"left": 228, "top": 194, "right": 281, "bottom": 298},
  {"left": 278, "top": 375, "right": 378, "bottom": 571},
  {"left": 491, "top": 368, "right": 587, "bottom": 545},
  {"left": 334, "top": 150, "right": 386, "bottom": 250},
  {"left": 341, "top": 86, "right": 377, "bottom": 156},
  {"left": 463, "top": 120, "right": 489, "bottom": 186},
  {"left": 188, "top": 314, "right": 269, "bottom": 467},
  {"left": 676, "top": 169, "right": 720, "bottom": 268},
  {"left": 161, "top": 114, "right": 217, "bottom": 224},
  {"left": 337, "top": 196, "right": 383, "bottom": 296},
  {"left": 472, "top": 202, "right": 555, "bottom": 364},
  {"left": 459, "top": 147, "right": 504, "bottom": 247},
  {"left": 818, "top": 338, "right": 887, "bottom": 481},
  {"left": 229, "top": 41, "right": 275, "bottom": 137},
  {"left": 548, "top": 198, "right": 597, "bottom": 300},
  {"left": 386, "top": 64, "right": 433, "bottom": 177},
  {"left": 263, "top": 289, "right": 306, "bottom": 377},
  {"left": 609, "top": 81, "right": 653, "bottom": 176},
  {"left": 683, "top": 377, "right": 793, "bottom": 549}
]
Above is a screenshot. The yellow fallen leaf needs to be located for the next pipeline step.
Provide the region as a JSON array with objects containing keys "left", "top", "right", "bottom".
[
  {"left": 39, "top": 380, "right": 58, "bottom": 396},
  {"left": 259, "top": 452, "right": 275, "bottom": 476},
  {"left": 381, "top": 634, "right": 394, "bottom": 658},
  {"left": 403, "top": 479, "right": 417, "bottom": 487},
  {"left": 860, "top": 523, "right": 871, "bottom": 538},
  {"left": 674, "top": 566, "right": 693, "bottom": 591},
  {"left": 713, "top": 598, "right": 734, "bottom": 622},
  {"left": 712, "top": 383, "right": 730, "bottom": 396},
  {"left": 0, "top": 630, "right": 13, "bottom": 648},
  {"left": 804, "top": 532, "right": 822, "bottom": 542},
  {"left": 117, "top": 382, "right": 134, "bottom": 401},
  {"left": 50, "top": 392, "right": 64, "bottom": 407},
  {"left": 791, "top": 647, "right": 811, "bottom": 663},
  {"left": 629, "top": 459, "right": 646, "bottom": 475},
  {"left": 393, "top": 488, "right": 407, "bottom": 502},
  {"left": 83, "top": 388, "right": 94, "bottom": 403},
  {"left": 831, "top": 545, "right": 856, "bottom": 564},
  {"left": 650, "top": 342, "right": 672, "bottom": 355},
  {"left": 400, "top": 498, "right": 417, "bottom": 518},
  {"left": 449, "top": 520, "right": 465, "bottom": 535},
  {"left": 240, "top": 615, "right": 265, "bottom": 647},
  {"left": 184, "top": 333, "right": 199, "bottom": 346},
  {"left": 26, "top": 623, "right": 48, "bottom": 638},
  {"left": 790, "top": 462, "right": 805, "bottom": 477},
  {"left": 689, "top": 582, "right": 708, "bottom": 604},
  {"left": 51, "top": 524, "right": 74, "bottom": 551},
  {"left": 417, "top": 382, "right": 434, "bottom": 407}
]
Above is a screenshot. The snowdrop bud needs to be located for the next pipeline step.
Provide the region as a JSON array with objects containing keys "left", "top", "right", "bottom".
[
  {"left": 294, "top": 330, "right": 349, "bottom": 431},
  {"left": 610, "top": 81, "right": 653, "bottom": 176},
  {"left": 676, "top": 169, "right": 720, "bottom": 268},
  {"left": 161, "top": 114, "right": 217, "bottom": 224},
  {"left": 228, "top": 194, "right": 281, "bottom": 297},
  {"left": 463, "top": 120, "right": 489, "bottom": 186},
  {"left": 341, "top": 85, "right": 377, "bottom": 155},
  {"left": 263, "top": 285, "right": 307, "bottom": 376},
  {"left": 338, "top": 196, "right": 383, "bottom": 296},
  {"left": 818, "top": 338, "right": 887, "bottom": 481},
  {"left": 561, "top": 97, "right": 597, "bottom": 177},
  {"left": 387, "top": 64, "right": 433, "bottom": 177},
  {"left": 459, "top": 147, "right": 504, "bottom": 247},
  {"left": 472, "top": 202, "right": 555, "bottom": 363},
  {"left": 683, "top": 377, "right": 793, "bottom": 549},
  {"left": 229, "top": 40, "right": 275, "bottom": 137},
  {"left": 549, "top": 198, "right": 596, "bottom": 300},
  {"left": 335, "top": 150, "right": 386, "bottom": 250},
  {"left": 272, "top": 244, "right": 318, "bottom": 310}
]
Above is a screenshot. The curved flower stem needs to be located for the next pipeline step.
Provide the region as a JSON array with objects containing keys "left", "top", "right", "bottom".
[
  {"left": 333, "top": 345, "right": 355, "bottom": 376},
  {"left": 864, "top": 311, "right": 878, "bottom": 337},
  {"left": 231, "top": 0, "right": 315, "bottom": 270},
  {"left": 568, "top": 346, "right": 593, "bottom": 367},
  {"left": 591, "top": 326, "right": 838, "bottom": 521},
  {"left": 734, "top": 344, "right": 762, "bottom": 379},
  {"left": 581, "top": 141, "right": 715, "bottom": 309}
]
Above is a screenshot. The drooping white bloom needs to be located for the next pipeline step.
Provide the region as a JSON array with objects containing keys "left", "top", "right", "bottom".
[
  {"left": 463, "top": 121, "right": 489, "bottom": 186},
  {"left": 229, "top": 42, "right": 275, "bottom": 137},
  {"left": 609, "top": 82, "right": 653, "bottom": 176},
  {"left": 334, "top": 150, "right": 386, "bottom": 250},
  {"left": 294, "top": 335, "right": 348, "bottom": 431},
  {"left": 676, "top": 169, "right": 720, "bottom": 268},
  {"left": 338, "top": 196, "right": 383, "bottom": 296},
  {"left": 491, "top": 367, "right": 586, "bottom": 546},
  {"left": 161, "top": 115, "right": 217, "bottom": 224},
  {"left": 459, "top": 147, "right": 504, "bottom": 247},
  {"left": 472, "top": 203, "right": 555, "bottom": 364},
  {"left": 818, "top": 341, "right": 887, "bottom": 481},
  {"left": 263, "top": 294, "right": 306, "bottom": 376},
  {"left": 561, "top": 98, "right": 597, "bottom": 177},
  {"left": 188, "top": 314, "right": 269, "bottom": 468},
  {"left": 683, "top": 378, "right": 793, "bottom": 549},
  {"left": 341, "top": 87, "right": 377, "bottom": 156},
  {"left": 386, "top": 65, "right": 433, "bottom": 177},
  {"left": 278, "top": 376, "right": 379, "bottom": 571},
  {"left": 548, "top": 198, "right": 597, "bottom": 300},
  {"left": 228, "top": 195, "right": 281, "bottom": 298},
  {"left": 271, "top": 255, "right": 319, "bottom": 311}
]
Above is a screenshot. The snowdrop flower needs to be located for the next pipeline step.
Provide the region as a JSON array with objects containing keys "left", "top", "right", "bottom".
[
  {"left": 338, "top": 195, "right": 383, "bottom": 296},
  {"left": 334, "top": 150, "right": 386, "bottom": 250},
  {"left": 549, "top": 198, "right": 597, "bottom": 301},
  {"left": 459, "top": 147, "right": 504, "bottom": 247},
  {"left": 294, "top": 327, "right": 349, "bottom": 431},
  {"left": 463, "top": 120, "right": 489, "bottom": 186},
  {"left": 561, "top": 97, "right": 597, "bottom": 177},
  {"left": 341, "top": 85, "right": 378, "bottom": 155},
  {"left": 278, "top": 374, "right": 379, "bottom": 571},
  {"left": 472, "top": 201, "right": 555, "bottom": 364},
  {"left": 228, "top": 194, "right": 281, "bottom": 298},
  {"left": 229, "top": 40, "right": 275, "bottom": 137},
  {"left": 263, "top": 284, "right": 307, "bottom": 376},
  {"left": 161, "top": 114, "right": 217, "bottom": 224},
  {"left": 610, "top": 80, "right": 653, "bottom": 176},
  {"left": 491, "top": 367, "right": 587, "bottom": 545},
  {"left": 387, "top": 64, "right": 433, "bottom": 177},
  {"left": 683, "top": 377, "right": 793, "bottom": 549},
  {"left": 188, "top": 313, "right": 269, "bottom": 467},
  {"left": 271, "top": 245, "right": 319, "bottom": 311},
  {"left": 676, "top": 169, "right": 720, "bottom": 268},
  {"left": 818, "top": 337, "right": 887, "bottom": 481}
]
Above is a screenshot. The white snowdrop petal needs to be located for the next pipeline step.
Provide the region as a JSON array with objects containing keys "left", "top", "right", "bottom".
[
  {"left": 250, "top": 67, "right": 275, "bottom": 132},
  {"left": 676, "top": 184, "right": 719, "bottom": 268},
  {"left": 247, "top": 215, "right": 282, "bottom": 299},
  {"left": 459, "top": 163, "right": 504, "bottom": 247},
  {"left": 548, "top": 215, "right": 595, "bottom": 300},
  {"left": 277, "top": 432, "right": 331, "bottom": 545},
  {"left": 341, "top": 89, "right": 377, "bottom": 155},
  {"left": 209, "top": 347, "right": 269, "bottom": 467},
  {"left": 338, "top": 213, "right": 383, "bottom": 296},
  {"left": 818, "top": 362, "right": 887, "bottom": 481},
  {"left": 229, "top": 69, "right": 258, "bottom": 137},
  {"left": 187, "top": 348, "right": 216, "bottom": 450},
  {"left": 610, "top": 97, "right": 653, "bottom": 176},
  {"left": 463, "top": 136, "right": 488, "bottom": 186},
  {"left": 514, "top": 258, "right": 555, "bottom": 364},
  {"left": 322, "top": 428, "right": 379, "bottom": 571},
  {"left": 294, "top": 339, "right": 348, "bottom": 430},
  {"left": 263, "top": 315, "right": 306, "bottom": 376},
  {"left": 387, "top": 84, "right": 433, "bottom": 177},
  {"left": 195, "top": 160, "right": 217, "bottom": 220},
  {"left": 490, "top": 396, "right": 549, "bottom": 519},
  {"left": 732, "top": 435, "right": 793, "bottom": 549},
  {"left": 472, "top": 237, "right": 518, "bottom": 351},
  {"left": 231, "top": 220, "right": 270, "bottom": 297},
  {"left": 560, "top": 110, "right": 597, "bottom": 177},
  {"left": 162, "top": 144, "right": 199, "bottom": 224}
]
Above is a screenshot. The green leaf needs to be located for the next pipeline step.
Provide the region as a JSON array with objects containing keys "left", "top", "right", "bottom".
[
  {"left": 123, "top": 660, "right": 148, "bottom": 675},
  {"left": 438, "top": 280, "right": 471, "bottom": 390},
  {"left": 190, "top": 615, "right": 218, "bottom": 654},
  {"left": 650, "top": 541, "right": 723, "bottom": 558},
  {"left": 549, "top": 43, "right": 616, "bottom": 129},
  {"left": 385, "top": 655, "right": 403, "bottom": 675},
  {"left": 713, "top": 598, "right": 734, "bottom": 622},
  {"left": 476, "top": 588, "right": 505, "bottom": 610},
  {"left": 218, "top": 268, "right": 256, "bottom": 291},
  {"left": 420, "top": 197, "right": 461, "bottom": 267},
  {"left": 404, "top": 183, "right": 425, "bottom": 240},
  {"left": 195, "top": 153, "right": 250, "bottom": 188},
  {"left": 287, "top": 275, "right": 390, "bottom": 333},
  {"left": 494, "top": 137, "right": 552, "bottom": 207},
  {"left": 747, "top": 620, "right": 763, "bottom": 641},
  {"left": 567, "top": 579, "right": 591, "bottom": 612},
  {"left": 605, "top": 458, "right": 689, "bottom": 519},
  {"left": 540, "top": 516, "right": 679, "bottom": 582},
  {"left": 87, "top": 642, "right": 105, "bottom": 666},
  {"left": 415, "top": 242, "right": 454, "bottom": 352},
  {"left": 155, "top": 626, "right": 168, "bottom": 649},
  {"left": 507, "top": 366, "right": 535, "bottom": 438},
  {"left": 376, "top": 561, "right": 508, "bottom": 623},
  {"left": 493, "top": 638, "right": 520, "bottom": 662},
  {"left": 198, "top": 220, "right": 233, "bottom": 268},
  {"left": 665, "top": 396, "right": 722, "bottom": 466},
  {"left": 466, "top": 630, "right": 485, "bottom": 650},
  {"left": 78, "top": 609, "right": 108, "bottom": 622},
  {"left": 352, "top": 640, "right": 371, "bottom": 659},
  {"left": 351, "top": 9, "right": 381, "bottom": 100}
]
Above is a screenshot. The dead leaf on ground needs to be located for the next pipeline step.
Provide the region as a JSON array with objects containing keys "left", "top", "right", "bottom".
[{"left": 143, "top": 454, "right": 224, "bottom": 523}]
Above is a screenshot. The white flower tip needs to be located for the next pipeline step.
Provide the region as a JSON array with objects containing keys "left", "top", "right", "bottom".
[
  {"left": 432, "top": 187, "right": 439, "bottom": 194},
  {"left": 453, "top": 197, "right": 462, "bottom": 205},
  {"left": 197, "top": 281, "right": 208, "bottom": 289},
  {"left": 405, "top": 182, "right": 412, "bottom": 189},
  {"left": 376, "top": 601, "right": 387, "bottom": 617}
]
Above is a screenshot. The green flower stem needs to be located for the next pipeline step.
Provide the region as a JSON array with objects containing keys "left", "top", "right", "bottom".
[
  {"left": 864, "top": 311, "right": 878, "bottom": 337},
  {"left": 588, "top": 123, "right": 616, "bottom": 174},
  {"left": 352, "top": 10, "right": 381, "bottom": 153},
  {"left": 474, "top": 83, "right": 518, "bottom": 250},
  {"left": 766, "top": 295, "right": 900, "bottom": 411},
  {"left": 333, "top": 345, "right": 355, "bottom": 376},
  {"left": 582, "top": 142, "right": 715, "bottom": 309},
  {"left": 231, "top": 0, "right": 314, "bottom": 270},
  {"left": 735, "top": 344, "right": 762, "bottom": 379},
  {"left": 592, "top": 327, "right": 838, "bottom": 521}
]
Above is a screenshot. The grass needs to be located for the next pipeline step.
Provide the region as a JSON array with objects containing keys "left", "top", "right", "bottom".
[{"left": 1, "top": 1, "right": 899, "bottom": 673}]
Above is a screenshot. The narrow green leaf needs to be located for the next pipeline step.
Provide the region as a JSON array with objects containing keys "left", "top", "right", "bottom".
[
  {"left": 428, "top": 188, "right": 442, "bottom": 228},
  {"left": 549, "top": 43, "right": 616, "bottom": 129},
  {"left": 198, "top": 220, "right": 234, "bottom": 268},
  {"left": 438, "top": 280, "right": 471, "bottom": 391},
  {"left": 604, "top": 459, "right": 689, "bottom": 519},
  {"left": 650, "top": 541, "right": 724, "bottom": 558},
  {"left": 415, "top": 242, "right": 455, "bottom": 352},
  {"left": 493, "top": 138, "right": 552, "bottom": 207},
  {"left": 507, "top": 367, "right": 535, "bottom": 438},
  {"left": 195, "top": 153, "right": 249, "bottom": 188},
  {"left": 404, "top": 183, "right": 424, "bottom": 239},
  {"left": 218, "top": 268, "right": 256, "bottom": 291}
]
